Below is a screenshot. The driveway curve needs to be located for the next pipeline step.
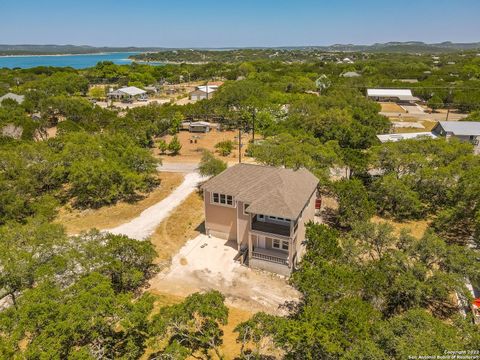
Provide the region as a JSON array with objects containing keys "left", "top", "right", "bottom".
[{"left": 108, "top": 172, "right": 205, "bottom": 240}]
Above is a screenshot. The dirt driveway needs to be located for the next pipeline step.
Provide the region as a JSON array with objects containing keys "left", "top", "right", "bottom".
[
  {"left": 108, "top": 172, "right": 205, "bottom": 240},
  {"left": 148, "top": 234, "right": 301, "bottom": 315}
]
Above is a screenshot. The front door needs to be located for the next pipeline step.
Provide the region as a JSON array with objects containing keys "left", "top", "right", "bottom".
[{"left": 257, "top": 236, "right": 265, "bottom": 248}]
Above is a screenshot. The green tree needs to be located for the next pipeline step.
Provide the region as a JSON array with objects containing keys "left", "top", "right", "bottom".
[
  {"left": 149, "top": 291, "right": 228, "bottom": 359},
  {"left": 334, "top": 179, "right": 375, "bottom": 228},
  {"left": 198, "top": 150, "right": 227, "bottom": 177},
  {"left": 167, "top": 135, "right": 182, "bottom": 155},
  {"left": 371, "top": 174, "right": 423, "bottom": 220},
  {"left": 427, "top": 94, "right": 443, "bottom": 111}
]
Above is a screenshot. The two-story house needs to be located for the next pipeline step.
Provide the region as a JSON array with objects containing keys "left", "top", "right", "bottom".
[{"left": 201, "top": 164, "right": 319, "bottom": 276}]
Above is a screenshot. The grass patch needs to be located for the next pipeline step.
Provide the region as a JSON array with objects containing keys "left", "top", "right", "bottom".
[
  {"left": 220, "top": 307, "right": 253, "bottom": 359},
  {"left": 149, "top": 191, "right": 205, "bottom": 263},
  {"left": 56, "top": 172, "right": 184, "bottom": 234},
  {"left": 371, "top": 216, "right": 430, "bottom": 239},
  {"left": 380, "top": 102, "right": 406, "bottom": 113}
]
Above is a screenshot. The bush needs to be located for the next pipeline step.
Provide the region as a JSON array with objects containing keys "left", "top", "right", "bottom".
[
  {"left": 158, "top": 139, "right": 168, "bottom": 154},
  {"left": 214, "top": 140, "right": 235, "bottom": 156},
  {"left": 198, "top": 150, "right": 227, "bottom": 177}
]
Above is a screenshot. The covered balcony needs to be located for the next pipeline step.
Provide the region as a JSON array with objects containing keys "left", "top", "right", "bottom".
[{"left": 251, "top": 215, "right": 295, "bottom": 237}]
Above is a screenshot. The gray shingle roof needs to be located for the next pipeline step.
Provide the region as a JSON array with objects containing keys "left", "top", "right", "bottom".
[
  {"left": 201, "top": 164, "right": 319, "bottom": 219},
  {"left": 437, "top": 121, "right": 480, "bottom": 136}
]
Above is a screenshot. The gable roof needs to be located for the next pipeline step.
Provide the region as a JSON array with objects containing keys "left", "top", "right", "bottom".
[
  {"left": 435, "top": 121, "right": 480, "bottom": 136},
  {"left": 0, "top": 92, "right": 25, "bottom": 104},
  {"left": 110, "top": 86, "right": 146, "bottom": 96},
  {"left": 195, "top": 85, "right": 218, "bottom": 94},
  {"left": 201, "top": 164, "right": 319, "bottom": 219}
]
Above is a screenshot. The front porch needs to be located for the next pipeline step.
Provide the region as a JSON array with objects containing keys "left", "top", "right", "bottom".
[{"left": 248, "top": 248, "right": 291, "bottom": 276}]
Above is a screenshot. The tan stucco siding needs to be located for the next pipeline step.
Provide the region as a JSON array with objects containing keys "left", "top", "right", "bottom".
[
  {"left": 236, "top": 200, "right": 250, "bottom": 250},
  {"left": 204, "top": 190, "right": 237, "bottom": 241},
  {"left": 294, "top": 190, "right": 317, "bottom": 263}
]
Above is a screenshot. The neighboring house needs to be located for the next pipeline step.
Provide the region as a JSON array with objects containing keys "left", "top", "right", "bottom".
[
  {"left": 189, "top": 85, "right": 218, "bottom": 101},
  {"left": 341, "top": 71, "right": 361, "bottom": 78},
  {"left": 432, "top": 121, "right": 480, "bottom": 154},
  {"left": 377, "top": 132, "right": 438, "bottom": 143},
  {"left": 367, "top": 88, "right": 420, "bottom": 103},
  {"left": 201, "top": 164, "right": 319, "bottom": 276},
  {"left": 0, "top": 92, "right": 25, "bottom": 105},
  {"left": 189, "top": 121, "right": 211, "bottom": 133},
  {"left": 107, "top": 86, "right": 148, "bottom": 101}
]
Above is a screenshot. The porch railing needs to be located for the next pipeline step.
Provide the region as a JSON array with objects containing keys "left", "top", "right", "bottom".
[{"left": 252, "top": 251, "right": 288, "bottom": 266}]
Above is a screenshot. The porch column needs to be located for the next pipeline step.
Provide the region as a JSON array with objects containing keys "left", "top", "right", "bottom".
[{"left": 248, "top": 233, "right": 253, "bottom": 265}]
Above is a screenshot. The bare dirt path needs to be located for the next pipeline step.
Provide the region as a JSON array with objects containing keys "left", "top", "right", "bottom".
[{"left": 108, "top": 172, "right": 205, "bottom": 240}]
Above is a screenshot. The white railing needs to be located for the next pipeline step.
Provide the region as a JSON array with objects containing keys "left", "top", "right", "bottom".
[{"left": 252, "top": 251, "right": 288, "bottom": 265}]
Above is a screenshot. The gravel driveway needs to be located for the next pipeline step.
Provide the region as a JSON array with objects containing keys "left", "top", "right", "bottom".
[{"left": 108, "top": 172, "right": 205, "bottom": 240}]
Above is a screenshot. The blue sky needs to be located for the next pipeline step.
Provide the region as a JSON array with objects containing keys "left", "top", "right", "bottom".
[{"left": 1, "top": 0, "right": 479, "bottom": 47}]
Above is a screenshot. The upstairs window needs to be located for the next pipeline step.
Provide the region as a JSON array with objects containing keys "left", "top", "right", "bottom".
[{"left": 211, "top": 192, "right": 234, "bottom": 206}]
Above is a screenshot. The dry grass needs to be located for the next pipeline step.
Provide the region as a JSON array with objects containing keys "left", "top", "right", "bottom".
[
  {"left": 154, "top": 129, "right": 259, "bottom": 165},
  {"left": 56, "top": 172, "right": 184, "bottom": 234},
  {"left": 371, "top": 216, "right": 430, "bottom": 239},
  {"left": 380, "top": 102, "right": 405, "bottom": 113},
  {"left": 149, "top": 191, "right": 205, "bottom": 263},
  {"left": 220, "top": 307, "right": 254, "bottom": 359},
  {"left": 394, "top": 120, "right": 437, "bottom": 133}
]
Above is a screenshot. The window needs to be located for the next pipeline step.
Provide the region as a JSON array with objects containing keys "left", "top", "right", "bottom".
[
  {"left": 243, "top": 203, "right": 249, "bottom": 215},
  {"left": 266, "top": 215, "right": 290, "bottom": 223},
  {"left": 272, "top": 239, "right": 289, "bottom": 252},
  {"left": 211, "top": 192, "right": 234, "bottom": 206}
]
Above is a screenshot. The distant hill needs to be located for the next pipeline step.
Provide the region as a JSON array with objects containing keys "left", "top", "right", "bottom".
[
  {"left": 314, "top": 41, "right": 480, "bottom": 53},
  {"left": 0, "top": 44, "right": 165, "bottom": 56},
  {"left": 1, "top": 42, "right": 479, "bottom": 56}
]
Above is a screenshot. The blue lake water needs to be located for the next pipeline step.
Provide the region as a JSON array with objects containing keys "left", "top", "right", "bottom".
[{"left": 0, "top": 52, "right": 144, "bottom": 69}]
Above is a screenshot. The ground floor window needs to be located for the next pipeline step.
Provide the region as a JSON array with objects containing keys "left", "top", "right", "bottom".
[{"left": 272, "top": 239, "right": 289, "bottom": 251}]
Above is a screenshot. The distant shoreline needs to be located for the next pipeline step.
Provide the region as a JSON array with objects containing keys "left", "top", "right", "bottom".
[{"left": 0, "top": 51, "right": 143, "bottom": 58}]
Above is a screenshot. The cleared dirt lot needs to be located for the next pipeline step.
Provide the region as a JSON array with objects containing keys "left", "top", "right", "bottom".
[
  {"left": 380, "top": 102, "right": 405, "bottom": 113},
  {"left": 157, "top": 128, "right": 257, "bottom": 164},
  {"left": 149, "top": 234, "right": 301, "bottom": 315}
]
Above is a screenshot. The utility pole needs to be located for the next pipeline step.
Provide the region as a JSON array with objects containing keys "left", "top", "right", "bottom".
[
  {"left": 446, "top": 88, "right": 452, "bottom": 121},
  {"left": 251, "top": 108, "right": 256, "bottom": 143},
  {"left": 238, "top": 127, "right": 242, "bottom": 163}
]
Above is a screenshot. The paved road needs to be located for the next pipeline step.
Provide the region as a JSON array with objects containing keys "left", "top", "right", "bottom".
[
  {"left": 157, "top": 162, "right": 199, "bottom": 173},
  {"left": 108, "top": 172, "right": 205, "bottom": 240}
]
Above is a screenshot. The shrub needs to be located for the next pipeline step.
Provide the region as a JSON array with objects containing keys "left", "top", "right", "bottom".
[{"left": 214, "top": 140, "right": 235, "bottom": 156}]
